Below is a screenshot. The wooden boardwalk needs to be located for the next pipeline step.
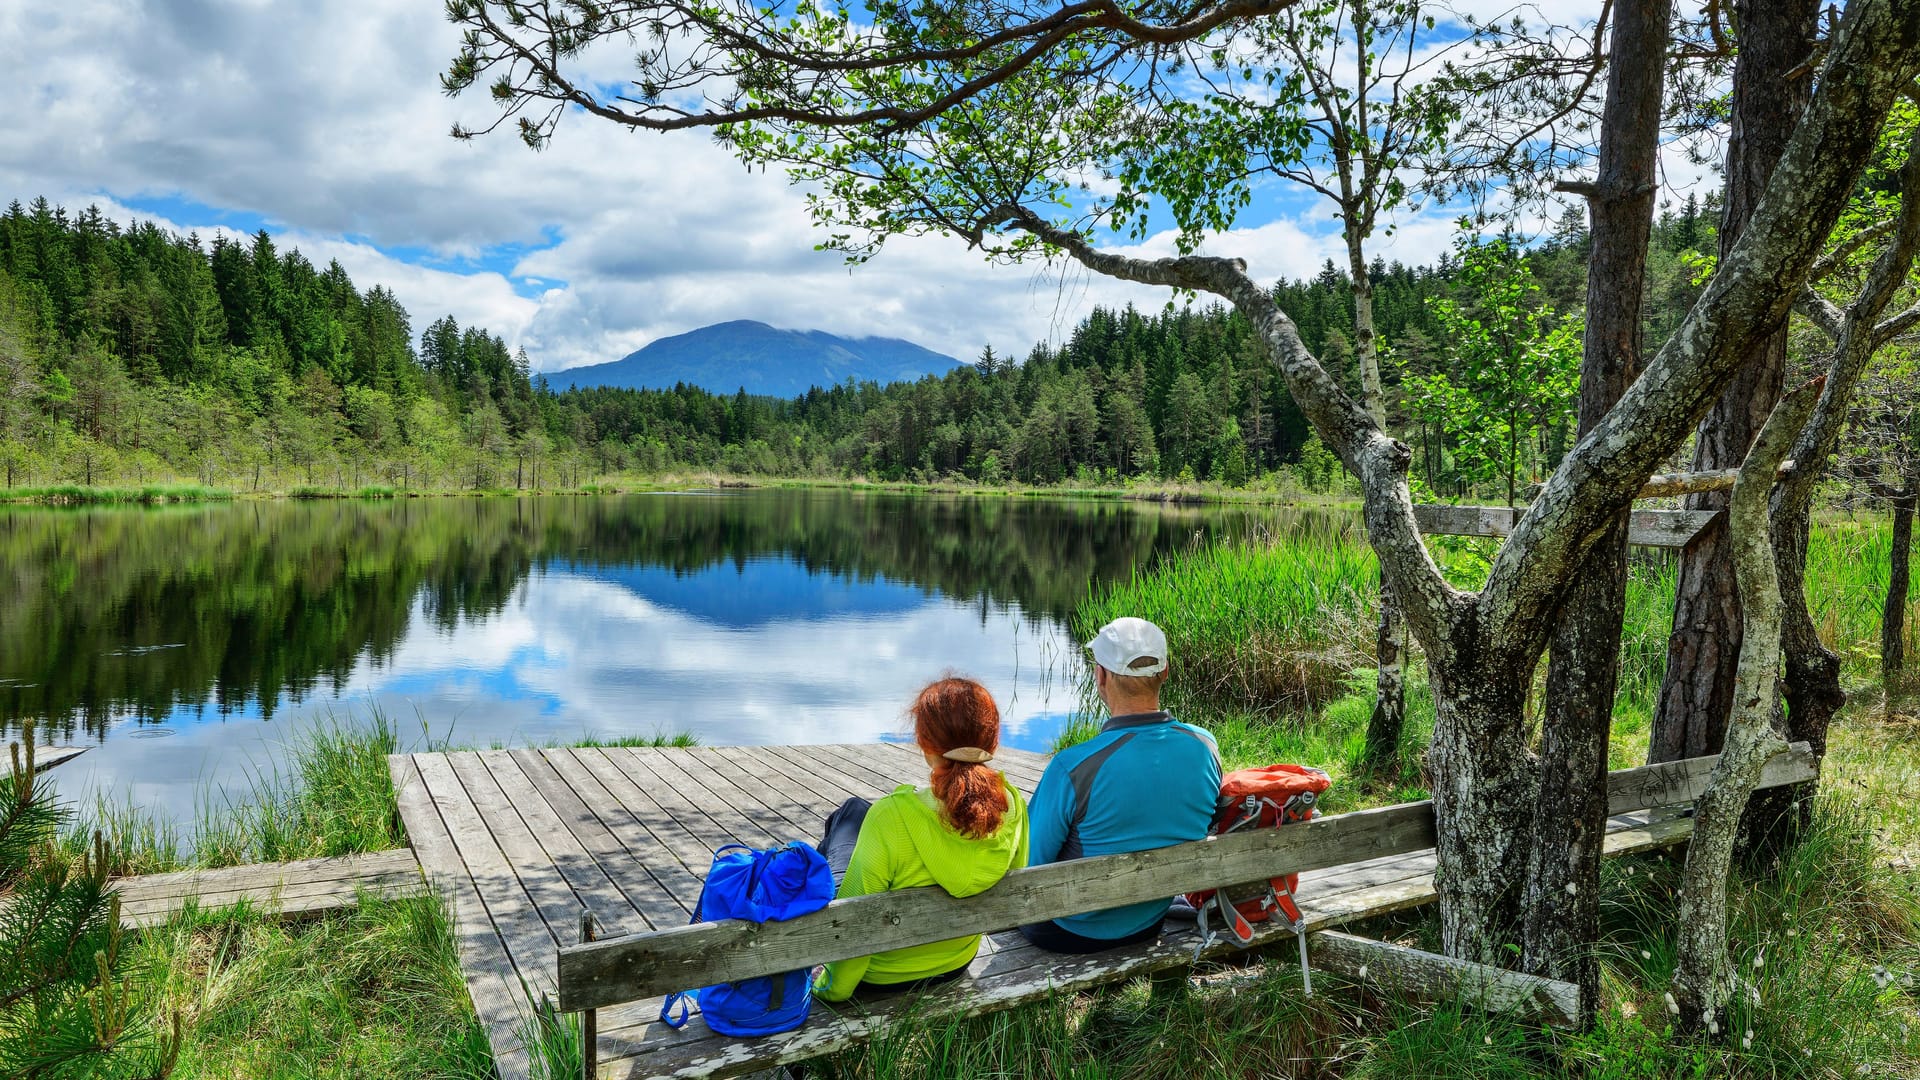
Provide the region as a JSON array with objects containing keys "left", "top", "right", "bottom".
[
  {"left": 110, "top": 850, "right": 422, "bottom": 929},
  {"left": 391, "top": 743, "right": 1694, "bottom": 1080}
]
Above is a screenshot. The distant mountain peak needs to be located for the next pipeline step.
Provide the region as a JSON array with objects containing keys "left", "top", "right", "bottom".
[{"left": 553, "top": 321, "right": 963, "bottom": 397}]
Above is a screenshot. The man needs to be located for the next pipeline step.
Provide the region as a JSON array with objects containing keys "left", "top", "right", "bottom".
[{"left": 1022, "top": 616, "right": 1222, "bottom": 952}]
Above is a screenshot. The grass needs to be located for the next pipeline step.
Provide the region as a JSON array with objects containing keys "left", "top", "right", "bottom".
[
  {"left": 43, "top": 711, "right": 707, "bottom": 1080},
  {"left": 288, "top": 483, "right": 402, "bottom": 499},
  {"left": 130, "top": 894, "right": 495, "bottom": 1080},
  {"left": 0, "top": 482, "right": 233, "bottom": 504},
  {"left": 1073, "top": 518, "right": 1380, "bottom": 716},
  {"left": 70, "top": 711, "right": 406, "bottom": 877}
]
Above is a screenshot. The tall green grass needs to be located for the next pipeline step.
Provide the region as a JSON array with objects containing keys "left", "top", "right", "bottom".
[
  {"left": 70, "top": 711, "right": 405, "bottom": 876},
  {"left": 1074, "top": 519, "right": 1380, "bottom": 715},
  {"left": 0, "top": 482, "right": 233, "bottom": 504},
  {"left": 131, "top": 893, "right": 495, "bottom": 1079}
]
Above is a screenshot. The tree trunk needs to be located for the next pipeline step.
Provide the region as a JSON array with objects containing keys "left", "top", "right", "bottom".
[
  {"left": 1427, "top": 655, "right": 1537, "bottom": 964},
  {"left": 1526, "top": 1, "right": 1670, "bottom": 1023},
  {"left": 1349, "top": 237, "right": 1407, "bottom": 778},
  {"left": 1363, "top": 581, "right": 1407, "bottom": 782},
  {"left": 1672, "top": 379, "right": 1821, "bottom": 1036},
  {"left": 1653, "top": 0, "right": 1820, "bottom": 765},
  {"left": 1888, "top": 487, "right": 1916, "bottom": 685}
]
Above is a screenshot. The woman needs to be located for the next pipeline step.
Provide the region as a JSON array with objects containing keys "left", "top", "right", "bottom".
[{"left": 813, "top": 676, "right": 1029, "bottom": 1001}]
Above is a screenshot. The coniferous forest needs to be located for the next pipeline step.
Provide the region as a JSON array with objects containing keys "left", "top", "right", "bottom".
[{"left": 0, "top": 195, "right": 1721, "bottom": 494}]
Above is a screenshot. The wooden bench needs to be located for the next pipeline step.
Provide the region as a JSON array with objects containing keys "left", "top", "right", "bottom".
[{"left": 554, "top": 744, "right": 1817, "bottom": 1079}]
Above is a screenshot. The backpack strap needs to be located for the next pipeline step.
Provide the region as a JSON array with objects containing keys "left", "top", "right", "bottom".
[{"left": 658, "top": 991, "right": 694, "bottom": 1029}]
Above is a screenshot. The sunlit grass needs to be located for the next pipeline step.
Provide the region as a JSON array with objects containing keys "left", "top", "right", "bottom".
[
  {"left": 131, "top": 893, "right": 495, "bottom": 1080},
  {"left": 0, "top": 482, "right": 233, "bottom": 504},
  {"left": 1074, "top": 519, "right": 1380, "bottom": 716}
]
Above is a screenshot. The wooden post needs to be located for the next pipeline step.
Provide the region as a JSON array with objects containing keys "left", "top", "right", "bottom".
[{"left": 580, "top": 912, "right": 597, "bottom": 1080}]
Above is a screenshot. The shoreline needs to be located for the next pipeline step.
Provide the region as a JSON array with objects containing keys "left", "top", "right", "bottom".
[{"left": 1, "top": 474, "right": 1364, "bottom": 510}]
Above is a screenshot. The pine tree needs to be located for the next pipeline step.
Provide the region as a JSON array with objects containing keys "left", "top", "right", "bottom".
[{"left": 0, "top": 723, "right": 179, "bottom": 1077}]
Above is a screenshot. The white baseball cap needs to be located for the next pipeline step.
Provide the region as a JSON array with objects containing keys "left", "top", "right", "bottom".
[{"left": 1087, "top": 617, "right": 1169, "bottom": 677}]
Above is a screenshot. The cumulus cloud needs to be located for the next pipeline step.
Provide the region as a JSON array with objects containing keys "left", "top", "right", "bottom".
[{"left": 2, "top": 0, "right": 1542, "bottom": 374}]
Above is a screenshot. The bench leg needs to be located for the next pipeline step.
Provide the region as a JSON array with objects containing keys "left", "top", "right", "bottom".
[{"left": 582, "top": 1007, "right": 596, "bottom": 1080}]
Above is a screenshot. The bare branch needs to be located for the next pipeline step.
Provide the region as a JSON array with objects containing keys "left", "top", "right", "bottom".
[{"left": 992, "top": 203, "right": 1459, "bottom": 650}]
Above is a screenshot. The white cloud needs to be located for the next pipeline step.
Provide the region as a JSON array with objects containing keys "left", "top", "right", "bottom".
[{"left": 0, "top": 1, "right": 1614, "bottom": 375}]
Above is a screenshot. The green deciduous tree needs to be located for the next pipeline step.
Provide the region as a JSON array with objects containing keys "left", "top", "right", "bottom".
[{"left": 1406, "top": 234, "right": 1581, "bottom": 507}]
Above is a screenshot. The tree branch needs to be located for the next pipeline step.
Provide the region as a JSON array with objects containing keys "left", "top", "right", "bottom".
[
  {"left": 1474, "top": 0, "right": 1920, "bottom": 666},
  {"left": 992, "top": 203, "right": 1460, "bottom": 652}
]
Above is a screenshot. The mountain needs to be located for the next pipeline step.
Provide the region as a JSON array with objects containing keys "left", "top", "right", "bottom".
[{"left": 549, "top": 320, "right": 964, "bottom": 397}]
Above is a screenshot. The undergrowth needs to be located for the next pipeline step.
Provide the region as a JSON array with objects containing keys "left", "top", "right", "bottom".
[{"left": 131, "top": 893, "right": 495, "bottom": 1079}]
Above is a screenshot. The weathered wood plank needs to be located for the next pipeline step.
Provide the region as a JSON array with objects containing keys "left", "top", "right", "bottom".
[
  {"left": 600, "top": 747, "right": 785, "bottom": 853},
  {"left": 112, "top": 850, "right": 423, "bottom": 926},
  {"left": 664, "top": 746, "right": 832, "bottom": 845},
  {"left": 33, "top": 745, "right": 89, "bottom": 773},
  {"left": 1308, "top": 931, "right": 1580, "bottom": 1027},
  {"left": 509, "top": 748, "right": 689, "bottom": 928},
  {"left": 413, "top": 752, "right": 561, "bottom": 1000},
  {"left": 793, "top": 743, "right": 916, "bottom": 796},
  {"left": 391, "top": 754, "right": 533, "bottom": 1080},
  {"left": 1412, "top": 504, "right": 1721, "bottom": 549},
  {"left": 450, "top": 751, "right": 594, "bottom": 945},
  {"left": 1606, "top": 742, "right": 1815, "bottom": 815},
  {"left": 561, "top": 748, "right": 714, "bottom": 898},
  {"left": 565, "top": 744, "right": 1798, "bottom": 1012},
  {"left": 110, "top": 849, "right": 417, "bottom": 899},
  {"left": 479, "top": 750, "right": 654, "bottom": 939},
  {"left": 760, "top": 743, "right": 894, "bottom": 801},
  {"left": 558, "top": 798, "right": 1439, "bottom": 1011},
  {"left": 715, "top": 744, "right": 871, "bottom": 812}
]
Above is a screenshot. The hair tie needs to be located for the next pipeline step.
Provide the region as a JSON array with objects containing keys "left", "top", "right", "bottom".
[{"left": 941, "top": 746, "right": 994, "bottom": 764}]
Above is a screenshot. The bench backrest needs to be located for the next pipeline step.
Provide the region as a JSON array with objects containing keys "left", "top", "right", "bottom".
[{"left": 556, "top": 743, "right": 1817, "bottom": 1012}]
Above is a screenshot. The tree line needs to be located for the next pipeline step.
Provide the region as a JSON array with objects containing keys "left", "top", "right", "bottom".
[{"left": 0, "top": 192, "right": 1728, "bottom": 494}]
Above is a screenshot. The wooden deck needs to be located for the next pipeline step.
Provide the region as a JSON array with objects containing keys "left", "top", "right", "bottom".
[
  {"left": 110, "top": 850, "right": 422, "bottom": 928},
  {"left": 34, "top": 745, "right": 88, "bottom": 773},
  {"left": 390, "top": 743, "right": 1699, "bottom": 1080}
]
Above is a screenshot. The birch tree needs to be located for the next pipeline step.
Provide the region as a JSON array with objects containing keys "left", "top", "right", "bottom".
[{"left": 443, "top": 0, "right": 1920, "bottom": 962}]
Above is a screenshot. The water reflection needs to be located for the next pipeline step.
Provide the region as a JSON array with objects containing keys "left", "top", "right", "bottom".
[{"left": 2, "top": 490, "right": 1341, "bottom": 823}]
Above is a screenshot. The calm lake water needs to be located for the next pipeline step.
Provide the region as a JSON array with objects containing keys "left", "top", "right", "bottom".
[{"left": 3, "top": 490, "right": 1350, "bottom": 825}]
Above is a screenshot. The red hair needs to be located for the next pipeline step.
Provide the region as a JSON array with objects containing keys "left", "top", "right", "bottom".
[{"left": 912, "top": 677, "right": 1009, "bottom": 839}]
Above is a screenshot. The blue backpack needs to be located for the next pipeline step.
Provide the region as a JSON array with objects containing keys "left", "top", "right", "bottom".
[{"left": 659, "top": 842, "right": 836, "bottom": 1037}]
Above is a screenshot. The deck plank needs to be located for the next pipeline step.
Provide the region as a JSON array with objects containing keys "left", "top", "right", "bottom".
[
  {"left": 540, "top": 748, "right": 707, "bottom": 906},
  {"left": 508, "top": 748, "right": 689, "bottom": 929},
  {"left": 627, "top": 747, "right": 790, "bottom": 850},
  {"left": 413, "top": 752, "right": 562, "bottom": 1002},
  {"left": 391, "top": 754, "right": 533, "bottom": 1080},
  {"left": 727, "top": 743, "right": 878, "bottom": 808}
]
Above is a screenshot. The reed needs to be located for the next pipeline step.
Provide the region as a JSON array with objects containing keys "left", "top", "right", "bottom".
[
  {"left": 0, "top": 482, "right": 233, "bottom": 504},
  {"left": 1074, "top": 520, "right": 1380, "bottom": 716}
]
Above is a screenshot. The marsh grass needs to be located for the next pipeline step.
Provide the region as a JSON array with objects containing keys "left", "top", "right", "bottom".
[
  {"left": 69, "top": 710, "right": 406, "bottom": 876},
  {"left": 131, "top": 892, "right": 494, "bottom": 1079},
  {"left": 0, "top": 482, "right": 233, "bottom": 504},
  {"left": 1075, "top": 521, "right": 1380, "bottom": 716}
]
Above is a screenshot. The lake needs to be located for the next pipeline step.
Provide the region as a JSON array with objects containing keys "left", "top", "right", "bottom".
[{"left": 2, "top": 490, "right": 1346, "bottom": 826}]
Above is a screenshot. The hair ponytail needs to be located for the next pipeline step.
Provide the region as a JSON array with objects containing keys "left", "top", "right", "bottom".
[{"left": 912, "top": 677, "right": 1008, "bottom": 839}]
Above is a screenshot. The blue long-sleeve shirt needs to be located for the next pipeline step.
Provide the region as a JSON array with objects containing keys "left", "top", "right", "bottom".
[{"left": 1028, "top": 711, "right": 1222, "bottom": 938}]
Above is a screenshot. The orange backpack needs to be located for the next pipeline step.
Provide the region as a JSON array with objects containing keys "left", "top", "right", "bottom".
[{"left": 1183, "top": 764, "right": 1331, "bottom": 986}]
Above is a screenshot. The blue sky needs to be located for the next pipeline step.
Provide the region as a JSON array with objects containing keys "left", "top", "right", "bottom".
[{"left": 0, "top": 1, "right": 1627, "bottom": 373}]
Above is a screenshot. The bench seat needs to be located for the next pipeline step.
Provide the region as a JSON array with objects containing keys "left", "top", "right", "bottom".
[{"left": 586, "top": 807, "right": 1694, "bottom": 1079}]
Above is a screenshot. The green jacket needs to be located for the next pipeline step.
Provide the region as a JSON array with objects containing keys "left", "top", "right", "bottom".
[{"left": 815, "top": 778, "right": 1029, "bottom": 1001}]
